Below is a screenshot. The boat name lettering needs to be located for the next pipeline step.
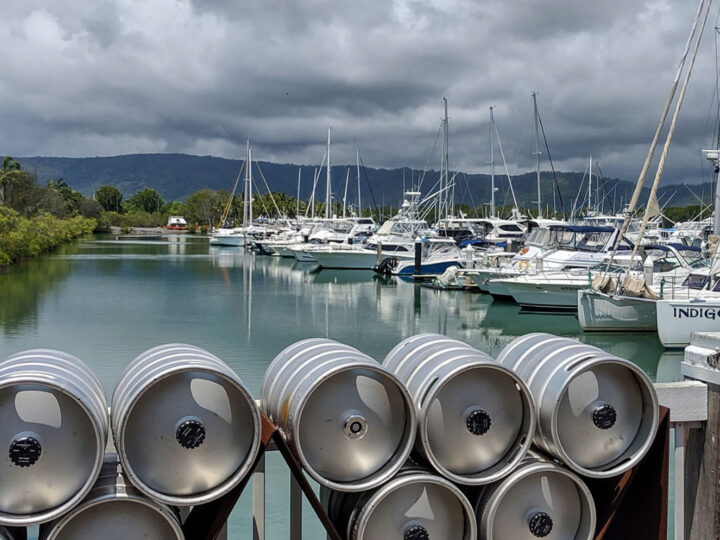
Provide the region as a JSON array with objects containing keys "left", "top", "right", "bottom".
[{"left": 672, "top": 307, "right": 720, "bottom": 320}]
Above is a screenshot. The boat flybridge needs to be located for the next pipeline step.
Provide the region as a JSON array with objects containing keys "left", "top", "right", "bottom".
[{"left": 434, "top": 216, "right": 526, "bottom": 245}]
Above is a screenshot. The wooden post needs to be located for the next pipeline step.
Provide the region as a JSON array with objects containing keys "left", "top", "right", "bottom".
[{"left": 682, "top": 332, "right": 720, "bottom": 539}]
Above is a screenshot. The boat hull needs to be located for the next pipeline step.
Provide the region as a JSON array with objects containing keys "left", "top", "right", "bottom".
[
  {"left": 578, "top": 290, "right": 657, "bottom": 331},
  {"left": 503, "top": 280, "right": 585, "bottom": 310},
  {"left": 313, "top": 248, "right": 414, "bottom": 270},
  {"left": 209, "top": 235, "right": 247, "bottom": 247},
  {"left": 395, "top": 259, "right": 463, "bottom": 276},
  {"left": 656, "top": 299, "right": 720, "bottom": 348}
]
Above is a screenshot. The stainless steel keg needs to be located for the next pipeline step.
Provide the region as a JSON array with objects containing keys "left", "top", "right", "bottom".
[
  {"left": 474, "top": 453, "right": 596, "bottom": 540},
  {"left": 325, "top": 467, "right": 477, "bottom": 540},
  {"left": 496, "top": 333, "right": 659, "bottom": 478},
  {"left": 39, "top": 456, "right": 184, "bottom": 540},
  {"left": 383, "top": 334, "right": 535, "bottom": 485},
  {"left": 0, "top": 527, "right": 25, "bottom": 540},
  {"left": 0, "top": 349, "right": 109, "bottom": 526},
  {"left": 261, "top": 338, "right": 416, "bottom": 492},
  {"left": 111, "top": 344, "right": 261, "bottom": 505}
]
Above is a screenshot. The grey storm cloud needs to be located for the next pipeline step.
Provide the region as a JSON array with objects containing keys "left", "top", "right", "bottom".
[{"left": 0, "top": 0, "right": 719, "bottom": 184}]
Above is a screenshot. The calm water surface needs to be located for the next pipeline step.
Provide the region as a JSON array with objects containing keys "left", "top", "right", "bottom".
[{"left": 0, "top": 235, "right": 681, "bottom": 539}]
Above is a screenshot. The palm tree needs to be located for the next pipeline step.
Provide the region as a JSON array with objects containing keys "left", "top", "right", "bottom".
[{"left": 0, "top": 157, "right": 23, "bottom": 205}]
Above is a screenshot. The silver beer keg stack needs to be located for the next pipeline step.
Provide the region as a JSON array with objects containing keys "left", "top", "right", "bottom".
[
  {"left": 314, "top": 332, "right": 659, "bottom": 540},
  {"left": 0, "top": 332, "right": 659, "bottom": 539}
]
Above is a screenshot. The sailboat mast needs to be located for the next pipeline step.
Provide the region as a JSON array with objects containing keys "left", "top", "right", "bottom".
[
  {"left": 532, "top": 92, "right": 542, "bottom": 218},
  {"left": 490, "top": 106, "right": 496, "bottom": 218},
  {"left": 444, "top": 97, "right": 451, "bottom": 217},
  {"left": 243, "top": 139, "right": 250, "bottom": 228},
  {"left": 296, "top": 167, "right": 301, "bottom": 217},
  {"left": 342, "top": 168, "right": 349, "bottom": 218},
  {"left": 311, "top": 167, "right": 318, "bottom": 218},
  {"left": 356, "top": 144, "right": 361, "bottom": 217},
  {"left": 588, "top": 155, "right": 593, "bottom": 214},
  {"left": 325, "top": 127, "right": 332, "bottom": 219},
  {"left": 247, "top": 143, "right": 253, "bottom": 227}
]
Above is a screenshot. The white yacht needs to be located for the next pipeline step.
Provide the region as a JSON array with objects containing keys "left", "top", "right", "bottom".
[
  {"left": 310, "top": 192, "right": 429, "bottom": 269},
  {"left": 290, "top": 217, "right": 376, "bottom": 262}
]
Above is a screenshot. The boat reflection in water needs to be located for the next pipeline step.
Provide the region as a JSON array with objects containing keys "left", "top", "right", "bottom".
[{"left": 204, "top": 251, "right": 668, "bottom": 382}]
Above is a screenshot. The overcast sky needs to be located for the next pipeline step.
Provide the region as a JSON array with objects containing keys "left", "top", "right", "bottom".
[{"left": 2, "top": 0, "right": 720, "bottom": 184}]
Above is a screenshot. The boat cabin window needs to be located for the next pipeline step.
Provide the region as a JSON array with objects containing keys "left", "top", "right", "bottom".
[
  {"left": 499, "top": 224, "right": 522, "bottom": 232},
  {"left": 682, "top": 274, "right": 710, "bottom": 290}
]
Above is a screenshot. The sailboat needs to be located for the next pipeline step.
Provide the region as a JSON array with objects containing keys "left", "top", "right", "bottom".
[{"left": 210, "top": 140, "right": 270, "bottom": 247}]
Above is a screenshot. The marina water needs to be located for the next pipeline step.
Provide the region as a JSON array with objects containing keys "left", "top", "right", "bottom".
[{"left": 0, "top": 234, "right": 681, "bottom": 539}]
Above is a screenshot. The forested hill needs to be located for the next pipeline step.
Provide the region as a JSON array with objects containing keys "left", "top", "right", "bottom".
[{"left": 15, "top": 153, "right": 716, "bottom": 211}]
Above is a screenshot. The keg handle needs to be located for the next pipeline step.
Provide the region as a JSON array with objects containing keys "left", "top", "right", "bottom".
[
  {"left": 342, "top": 410, "right": 368, "bottom": 440},
  {"left": 9, "top": 432, "right": 42, "bottom": 468},
  {"left": 527, "top": 509, "right": 553, "bottom": 538},
  {"left": 591, "top": 402, "right": 617, "bottom": 430},
  {"left": 464, "top": 406, "right": 492, "bottom": 436}
]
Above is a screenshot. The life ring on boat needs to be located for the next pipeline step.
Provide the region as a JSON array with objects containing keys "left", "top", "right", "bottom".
[
  {"left": 518, "top": 260, "right": 531, "bottom": 271},
  {"left": 519, "top": 247, "right": 530, "bottom": 255}
]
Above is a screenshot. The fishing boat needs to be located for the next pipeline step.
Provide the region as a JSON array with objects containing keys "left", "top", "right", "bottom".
[{"left": 384, "top": 237, "right": 463, "bottom": 276}]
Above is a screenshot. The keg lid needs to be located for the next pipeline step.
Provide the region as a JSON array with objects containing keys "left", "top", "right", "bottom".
[
  {"left": 0, "top": 384, "right": 98, "bottom": 517},
  {"left": 485, "top": 465, "right": 589, "bottom": 539},
  {"left": 43, "top": 499, "right": 182, "bottom": 540},
  {"left": 355, "top": 474, "right": 474, "bottom": 539},
  {"left": 296, "top": 367, "right": 411, "bottom": 487},
  {"left": 556, "top": 362, "right": 643, "bottom": 470},
  {"left": 121, "top": 371, "right": 258, "bottom": 500},
  {"left": 424, "top": 366, "right": 525, "bottom": 478}
]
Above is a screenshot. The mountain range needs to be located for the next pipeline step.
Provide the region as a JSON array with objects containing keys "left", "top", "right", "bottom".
[{"left": 15, "top": 153, "right": 717, "bottom": 213}]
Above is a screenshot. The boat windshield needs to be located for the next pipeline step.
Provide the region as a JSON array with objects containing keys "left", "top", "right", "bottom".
[
  {"left": 648, "top": 252, "right": 682, "bottom": 272},
  {"left": 330, "top": 221, "right": 353, "bottom": 233},
  {"left": 525, "top": 228, "right": 552, "bottom": 247},
  {"left": 383, "top": 220, "right": 427, "bottom": 236},
  {"left": 576, "top": 231, "right": 613, "bottom": 252},
  {"left": 680, "top": 250, "right": 710, "bottom": 269}
]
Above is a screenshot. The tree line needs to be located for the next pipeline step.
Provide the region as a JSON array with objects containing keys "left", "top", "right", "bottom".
[{"left": 0, "top": 157, "right": 98, "bottom": 265}]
